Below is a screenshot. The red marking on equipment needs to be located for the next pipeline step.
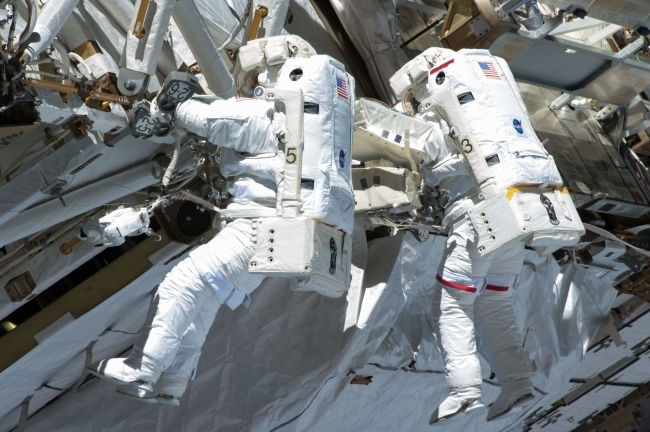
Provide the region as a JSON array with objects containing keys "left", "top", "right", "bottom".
[
  {"left": 485, "top": 284, "right": 509, "bottom": 292},
  {"left": 436, "top": 274, "right": 477, "bottom": 293},
  {"left": 430, "top": 59, "right": 455, "bottom": 75}
]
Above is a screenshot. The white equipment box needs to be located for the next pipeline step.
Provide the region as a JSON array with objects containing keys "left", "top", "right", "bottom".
[
  {"left": 354, "top": 98, "right": 432, "bottom": 167},
  {"left": 248, "top": 217, "right": 352, "bottom": 298},
  {"left": 353, "top": 166, "right": 421, "bottom": 213},
  {"left": 468, "top": 188, "right": 585, "bottom": 256}
]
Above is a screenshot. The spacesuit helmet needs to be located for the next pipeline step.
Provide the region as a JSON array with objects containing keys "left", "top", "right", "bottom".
[
  {"left": 236, "top": 35, "right": 317, "bottom": 97},
  {"left": 389, "top": 47, "right": 455, "bottom": 116}
]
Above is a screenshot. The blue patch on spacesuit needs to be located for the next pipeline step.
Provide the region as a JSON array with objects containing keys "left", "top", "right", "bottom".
[
  {"left": 339, "top": 149, "right": 346, "bottom": 168},
  {"left": 513, "top": 119, "right": 524, "bottom": 135}
]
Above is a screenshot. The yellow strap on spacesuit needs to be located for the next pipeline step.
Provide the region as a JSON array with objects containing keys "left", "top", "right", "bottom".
[{"left": 505, "top": 185, "right": 569, "bottom": 201}]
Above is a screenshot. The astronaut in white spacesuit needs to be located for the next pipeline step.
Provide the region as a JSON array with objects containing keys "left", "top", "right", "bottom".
[
  {"left": 390, "top": 48, "right": 583, "bottom": 423},
  {"left": 87, "top": 35, "right": 356, "bottom": 406}
]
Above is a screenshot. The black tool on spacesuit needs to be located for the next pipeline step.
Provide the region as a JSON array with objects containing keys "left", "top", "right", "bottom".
[
  {"left": 540, "top": 194, "right": 560, "bottom": 226},
  {"left": 329, "top": 237, "right": 337, "bottom": 274}
]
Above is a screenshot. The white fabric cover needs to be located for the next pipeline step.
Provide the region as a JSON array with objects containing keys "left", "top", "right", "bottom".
[
  {"left": 193, "top": 0, "right": 352, "bottom": 73},
  {"left": 0, "top": 132, "right": 100, "bottom": 228},
  {"left": 328, "top": 0, "right": 409, "bottom": 104},
  {"left": 276, "top": 55, "right": 355, "bottom": 233},
  {"left": 8, "top": 233, "right": 616, "bottom": 432},
  {"left": 0, "top": 133, "right": 164, "bottom": 249},
  {"left": 353, "top": 98, "right": 432, "bottom": 166},
  {"left": 239, "top": 35, "right": 317, "bottom": 73},
  {"left": 22, "top": 0, "right": 79, "bottom": 61},
  {"left": 0, "top": 158, "right": 159, "bottom": 249},
  {"left": 120, "top": 0, "right": 176, "bottom": 75},
  {"left": 425, "top": 49, "right": 563, "bottom": 192},
  {"left": 252, "top": 0, "right": 290, "bottom": 38},
  {"left": 0, "top": 237, "right": 107, "bottom": 322}
]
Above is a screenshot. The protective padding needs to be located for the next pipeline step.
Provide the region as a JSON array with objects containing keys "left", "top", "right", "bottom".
[
  {"left": 122, "top": 0, "right": 176, "bottom": 74},
  {"left": 276, "top": 55, "right": 355, "bottom": 234},
  {"left": 475, "top": 289, "right": 533, "bottom": 386},
  {"left": 353, "top": 98, "right": 431, "bottom": 166},
  {"left": 467, "top": 189, "right": 585, "bottom": 257},
  {"left": 135, "top": 258, "right": 221, "bottom": 368},
  {"left": 239, "top": 35, "right": 317, "bottom": 72},
  {"left": 239, "top": 42, "right": 266, "bottom": 72},
  {"left": 436, "top": 284, "right": 483, "bottom": 389},
  {"left": 248, "top": 217, "right": 352, "bottom": 298},
  {"left": 425, "top": 49, "right": 563, "bottom": 191},
  {"left": 352, "top": 166, "right": 422, "bottom": 213},
  {"left": 166, "top": 292, "right": 221, "bottom": 378}
]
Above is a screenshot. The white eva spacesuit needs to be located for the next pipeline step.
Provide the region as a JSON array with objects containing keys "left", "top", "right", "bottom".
[
  {"left": 390, "top": 48, "right": 584, "bottom": 423},
  {"left": 87, "top": 36, "right": 356, "bottom": 406}
]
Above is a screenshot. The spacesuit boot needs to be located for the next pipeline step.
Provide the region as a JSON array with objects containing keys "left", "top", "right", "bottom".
[
  {"left": 86, "top": 352, "right": 164, "bottom": 392},
  {"left": 116, "top": 370, "right": 189, "bottom": 406},
  {"left": 429, "top": 385, "right": 484, "bottom": 424},
  {"left": 486, "top": 377, "right": 535, "bottom": 421}
]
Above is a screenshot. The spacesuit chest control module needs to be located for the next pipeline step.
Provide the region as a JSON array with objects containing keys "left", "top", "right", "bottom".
[{"left": 419, "top": 49, "right": 585, "bottom": 255}]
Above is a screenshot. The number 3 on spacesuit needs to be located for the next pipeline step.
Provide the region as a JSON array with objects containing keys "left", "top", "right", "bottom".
[
  {"left": 286, "top": 147, "right": 297, "bottom": 164},
  {"left": 461, "top": 138, "right": 473, "bottom": 154}
]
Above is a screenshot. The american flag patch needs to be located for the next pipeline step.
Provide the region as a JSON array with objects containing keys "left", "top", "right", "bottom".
[
  {"left": 336, "top": 76, "right": 348, "bottom": 99},
  {"left": 478, "top": 62, "right": 500, "bottom": 79}
]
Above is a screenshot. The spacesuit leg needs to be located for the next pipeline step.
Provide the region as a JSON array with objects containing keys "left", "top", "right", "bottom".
[
  {"left": 430, "top": 220, "right": 491, "bottom": 424},
  {"left": 475, "top": 241, "right": 535, "bottom": 421},
  {"left": 116, "top": 290, "right": 222, "bottom": 405},
  {"left": 87, "top": 221, "right": 264, "bottom": 391},
  {"left": 87, "top": 257, "right": 215, "bottom": 390}
]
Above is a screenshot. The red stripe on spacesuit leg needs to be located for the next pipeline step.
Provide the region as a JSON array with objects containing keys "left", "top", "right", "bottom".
[
  {"left": 429, "top": 59, "right": 455, "bottom": 75},
  {"left": 485, "top": 284, "right": 509, "bottom": 292},
  {"left": 436, "top": 274, "right": 477, "bottom": 293}
]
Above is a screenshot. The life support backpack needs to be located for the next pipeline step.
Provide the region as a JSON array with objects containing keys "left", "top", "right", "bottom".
[{"left": 421, "top": 49, "right": 584, "bottom": 256}]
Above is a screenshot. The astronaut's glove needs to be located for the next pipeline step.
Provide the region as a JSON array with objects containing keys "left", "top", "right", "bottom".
[{"left": 81, "top": 207, "right": 151, "bottom": 247}]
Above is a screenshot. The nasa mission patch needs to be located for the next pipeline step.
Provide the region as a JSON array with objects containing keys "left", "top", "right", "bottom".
[
  {"left": 513, "top": 118, "right": 526, "bottom": 137},
  {"left": 339, "top": 149, "right": 346, "bottom": 168}
]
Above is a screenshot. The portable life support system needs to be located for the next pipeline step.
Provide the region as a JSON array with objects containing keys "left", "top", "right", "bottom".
[
  {"left": 420, "top": 49, "right": 584, "bottom": 256},
  {"left": 247, "top": 56, "right": 355, "bottom": 297}
]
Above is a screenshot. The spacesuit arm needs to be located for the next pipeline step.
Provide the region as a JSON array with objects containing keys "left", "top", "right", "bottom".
[
  {"left": 421, "top": 114, "right": 458, "bottom": 166},
  {"left": 175, "top": 99, "right": 284, "bottom": 155},
  {"left": 424, "top": 87, "right": 499, "bottom": 199}
]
